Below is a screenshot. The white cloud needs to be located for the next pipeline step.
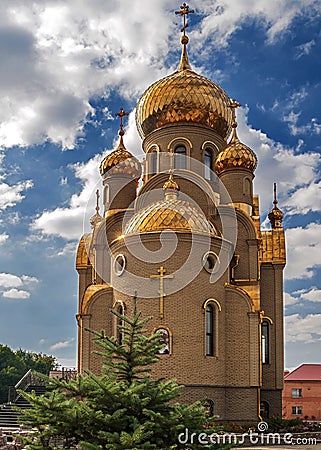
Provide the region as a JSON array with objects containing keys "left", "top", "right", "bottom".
[
  {"left": 283, "top": 110, "right": 321, "bottom": 136},
  {"left": 285, "top": 181, "right": 321, "bottom": 215},
  {"left": 285, "top": 222, "right": 321, "bottom": 280},
  {"left": 294, "top": 39, "right": 316, "bottom": 59},
  {"left": 285, "top": 287, "right": 321, "bottom": 308},
  {"left": 284, "top": 292, "right": 299, "bottom": 307},
  {"left": 0, "top": 232, "right": 8, "bottom": 244},
  {"left": 55, "top": 242, "right": 78, "bottom": 257},
  {"left": 2, "top": 288, "right": 30, "bottom": 299},
  {"left": 21, "top": 275, "right": 39, "bottom": 284},
  {"left": 0, "top": 273, "right": 23, "bottom": 288},
  {"left": 0, "top": 179, "right": 33, "bottom": 210},
  {"left": 298, "top": 287, "right": 321, "bottom": 303},
  {"left": 0, "top": 0, "right": 319, "bottom": 149},
  {"left": 191, "top": 0, "right": 320, "bottom": 48},
  {"left": 285, "top": 313, "right": 321, "bottom": 343},
  {"left": 50, "top": 338, "right": 75, "bottom": 351},
  {"left": 0, "top": 273, "right": 39, "bottom": 300}
]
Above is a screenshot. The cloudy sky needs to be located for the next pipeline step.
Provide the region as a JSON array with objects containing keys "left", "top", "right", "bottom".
[{"left": 0, "top": 0, "right": 320, "bottom": 370}]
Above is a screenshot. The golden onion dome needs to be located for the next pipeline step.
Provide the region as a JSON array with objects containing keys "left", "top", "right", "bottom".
[
  {"left": 214, "top": 123, "right": 257, "bottom": 174},
  {"left": 135, "top": 38, "right": 232, "bottom": 139},
  {"left": 99, "top": 133, "right": 142, "bottom": 179},
  {"left": 124, "top": 173, "right": 217, "bottom": 235}
]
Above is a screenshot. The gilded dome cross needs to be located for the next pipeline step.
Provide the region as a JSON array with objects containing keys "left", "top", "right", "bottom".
[
  {"left": 228, "top": 99, "right": 241, "bottom": 124},
  {"left": 115, "top": 107, "right": 129, "bottom": 132},
  {"left": 175, "top": 3, "right": 195, "bottom": 36},
  {"left": 150, "top": 266, "right": 173, "bottom": 319}
]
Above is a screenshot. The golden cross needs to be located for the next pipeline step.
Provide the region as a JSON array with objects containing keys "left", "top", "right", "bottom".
[
  {"left": 273, "top": 182, "right": 278, "bottom": 207},
  {"left": 228, "top": 99, "right": 241, "bottom": 123},
  {"left": 175, "top": 3, "right": 195, "bottom": 36},
  {"left": 115, "top": 107, "right": 129, "bottom": 131},
  {"left": 150, "top": 266, "right": 173, "bottom": 319},
  {"left": 95, "top": 189, "right": 100, "bottom": 214}
]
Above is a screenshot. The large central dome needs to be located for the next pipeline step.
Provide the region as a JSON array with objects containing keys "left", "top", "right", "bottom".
[{"left": 136, "top": 65, "right": 232, "bottom": 140}]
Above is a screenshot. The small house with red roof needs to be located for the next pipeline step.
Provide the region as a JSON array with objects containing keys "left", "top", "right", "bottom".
[{"left": 283, "top": 364, "right": 321, "bottom": 420}]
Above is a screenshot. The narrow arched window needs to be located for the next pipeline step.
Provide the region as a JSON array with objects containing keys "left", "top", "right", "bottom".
[
  {"left": 261, "top": 321, "right": 269, "bottom": 364},
  {"left": 116, "top": 304, "right": 124, "bottom": 345},
  {"left": 174, "top": 145, "right": 186, "bottom": 169},
  {"left": 149, "top": 151, "right": 157, "bottom": 175},
  {"left": 155, "top": 328, "right": 171, "bottom": 354},
  {"left": 204, "top": 148, "right": 213, "bottom": 180},
  {"left": 206, "top": 304, "right": 214, "bottom": 356}
]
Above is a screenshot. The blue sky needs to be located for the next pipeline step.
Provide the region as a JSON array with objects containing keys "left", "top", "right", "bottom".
[{"left": 0, "top": 0, "right": 320, "bottom": 370}]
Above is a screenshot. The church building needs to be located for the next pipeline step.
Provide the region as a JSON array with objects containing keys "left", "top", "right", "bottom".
[{"left": 76, "top": 4, "right": 286, "bottom": 422}]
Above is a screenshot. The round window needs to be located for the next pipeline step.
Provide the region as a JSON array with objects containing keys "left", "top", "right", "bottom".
[
  {"left": 114, "top": 254, "right": 126, "bottom": 276},
  {"left": 203, "top": 252, "right": 219, "bottom": 274}
]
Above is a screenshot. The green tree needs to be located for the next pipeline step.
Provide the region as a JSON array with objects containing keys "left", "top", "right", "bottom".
[
  {"left": 0, "top": 344, "right": 57, "bottom": 403},
  {"left": 20, "top": 304, "right": 230, "bottom": 449}
]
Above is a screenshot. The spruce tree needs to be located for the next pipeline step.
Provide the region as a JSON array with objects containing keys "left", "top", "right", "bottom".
[{"left": 20, "top": 300, "right": 230, "bottom": 449}]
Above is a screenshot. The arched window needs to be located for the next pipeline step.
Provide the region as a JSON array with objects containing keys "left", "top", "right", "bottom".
[
  {"left": 206, "top": 304, "right": 214, "bottom": 356},
  {"left": 149, "top": 151, "right": 157, "bottom": 175},
  {"left": 174, "top": 146, "right": 186, "bottom": 169},
  {"left": 204, "top": 148, "right": 213, "bottom": 180},
  {"left": 261, "top": 320, "right": 269, "bottom": 364},
  {"left": 155, "top": 328, "right": 171, "bottom": 354}
]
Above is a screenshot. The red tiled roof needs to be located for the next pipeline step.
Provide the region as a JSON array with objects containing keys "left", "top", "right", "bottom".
[{"left": 285, "top": 364, "right": 321, "bottom": 381}]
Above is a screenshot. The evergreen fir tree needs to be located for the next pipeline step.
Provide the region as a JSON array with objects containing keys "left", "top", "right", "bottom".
[{"left": 20, "top": 299, "right": 230, "bottom": 449}]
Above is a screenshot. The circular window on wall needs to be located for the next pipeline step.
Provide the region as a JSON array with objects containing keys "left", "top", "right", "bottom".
[
  {"left": 202, "top": 251, "right": 219, "bottom": 274},
  {"left": 114, "top": 254, "right": 126, "bottom": 276}
]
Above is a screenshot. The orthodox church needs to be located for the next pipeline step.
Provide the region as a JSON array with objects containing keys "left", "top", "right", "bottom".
[{"left": 76, "top": 4, "right": 286, "bottom": 422}]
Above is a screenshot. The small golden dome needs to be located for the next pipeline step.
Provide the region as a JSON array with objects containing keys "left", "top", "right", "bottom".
[
  {"left": 124, "top": 197, "right": 217, "bottom": 235},
  {"left": 136, "top": 68, "right": 232, "bottom": 139},
  {"left": 214, "top": 140, "right": 257, "bottom": 173},
  {"left": 214, "top": 124, "right": 257, "bottom": 174},
  {"left": 99, "top": 138, "right": 142, "bottom": 179}
]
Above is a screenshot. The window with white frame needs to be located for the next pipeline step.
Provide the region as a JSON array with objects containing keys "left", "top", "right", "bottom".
[{"left": 292, "top": 388, "right": 302, "bottom": 398}]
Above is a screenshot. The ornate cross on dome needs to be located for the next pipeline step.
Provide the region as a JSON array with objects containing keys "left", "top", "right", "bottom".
[
  {"left": 175, "top": 3, "right": 195, "bottom": 36},
  {"left": 150, "top": 266, "right": 173, "bottom": 319},
  {"left": 228, "top": 99, "right": 241, "bottom": 123},
  {"left": 115, "top": 107, "right": 129, "bottom": 133}
]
